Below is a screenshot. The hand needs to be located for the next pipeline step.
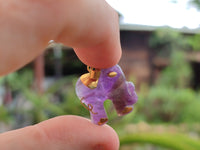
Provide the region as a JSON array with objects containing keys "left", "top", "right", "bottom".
[
  {"left": 0, "top": 0, "right": 121, "bottom": 76},
  {"left": 0, "top": 0, "right": 122, "bottom": 149},
  {"left": 0, "top": 116, "right": 119, "bottom": 150}
]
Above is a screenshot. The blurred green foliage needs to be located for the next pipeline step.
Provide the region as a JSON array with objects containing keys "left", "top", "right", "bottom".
[
  {"left": 0, "top": 105, "right": 10, "bottom": 123},
  {"left": 149, "top": 28, "right": 189, "bottom": 58},
  {"left": 189, "top": 34, "right": 200, "bottom": 51},
  {"left": 189, "top": 0, "right": 200, "bottom": 10},
  {"left": 137, "top": 87, "right": 200, "bottom": 123},
  {"left": 0, "top": 70, "right": 89, "bottom": 127},
  {"left": 118, "top": 28, "right": 200, "bottom": 149},
  {"left": 129, "top": 28, "right": 200, "bottom": 124},
  {"left": 157, "top": 51, "right": 192, "bottom": 88},
  {"left": 120, "top": 133, "right": 200, "bottom": 150}
]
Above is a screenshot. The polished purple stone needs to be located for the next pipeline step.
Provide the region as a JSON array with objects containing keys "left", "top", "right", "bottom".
[{"left": 76, "top": 65, "right": 138, "bottom": 125}]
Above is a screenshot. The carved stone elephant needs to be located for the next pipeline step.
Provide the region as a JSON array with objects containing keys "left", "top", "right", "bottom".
[{"left": 76, "top": 65, "right": 138, "bottom": 125}]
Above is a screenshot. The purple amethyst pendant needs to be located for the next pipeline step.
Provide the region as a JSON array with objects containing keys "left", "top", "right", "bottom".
[{"left": 76, "top": 65, "right": 138, "bottom": 125}]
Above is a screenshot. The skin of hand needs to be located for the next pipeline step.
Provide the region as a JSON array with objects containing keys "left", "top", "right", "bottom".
[
  {"left": 0, "top": 116, "right": 119, "bottom": 150},
  {"left": 0, "top": 0, "right": 121, "bottom": 76},
  {"left": 0, "top": 0, "right": 122, "bottom": 150}
]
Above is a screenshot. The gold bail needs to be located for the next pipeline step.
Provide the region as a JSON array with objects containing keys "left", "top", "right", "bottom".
[{"left": 80, "top": 66, "right": 101, "bottom": 89}]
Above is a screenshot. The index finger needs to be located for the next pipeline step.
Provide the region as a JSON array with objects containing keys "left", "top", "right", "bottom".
[{"left": 0, "top": 0, "right": 121, "bottom": 76}]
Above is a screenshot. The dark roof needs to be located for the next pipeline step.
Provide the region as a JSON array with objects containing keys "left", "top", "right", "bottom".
[{"left": 120, "top": 24, "right": 200, "bottom": 34}]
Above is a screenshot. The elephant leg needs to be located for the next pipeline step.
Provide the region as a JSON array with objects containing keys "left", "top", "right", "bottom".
[
  {"left": 81, "top": 97, "right": 108, "bottom": 125},
  {"left": 111, "top": 96, "right": 133, "bottom": 116},
  {"left": 110, "top": 82, "right": 136, "bottom": 116}
]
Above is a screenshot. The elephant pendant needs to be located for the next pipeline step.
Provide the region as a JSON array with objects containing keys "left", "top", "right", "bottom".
[{"left": 75, "top": 65, "right": 138, "bottom": 125}]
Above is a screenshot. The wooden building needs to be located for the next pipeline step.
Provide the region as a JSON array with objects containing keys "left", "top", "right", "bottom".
[{"left": 118, "top": 24, "right": 200, "bottom": 89}]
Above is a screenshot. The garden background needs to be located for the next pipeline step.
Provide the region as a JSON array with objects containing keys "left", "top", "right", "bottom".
[{"left": 0, "top": 1, "right": 200, "bottom": 150}]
